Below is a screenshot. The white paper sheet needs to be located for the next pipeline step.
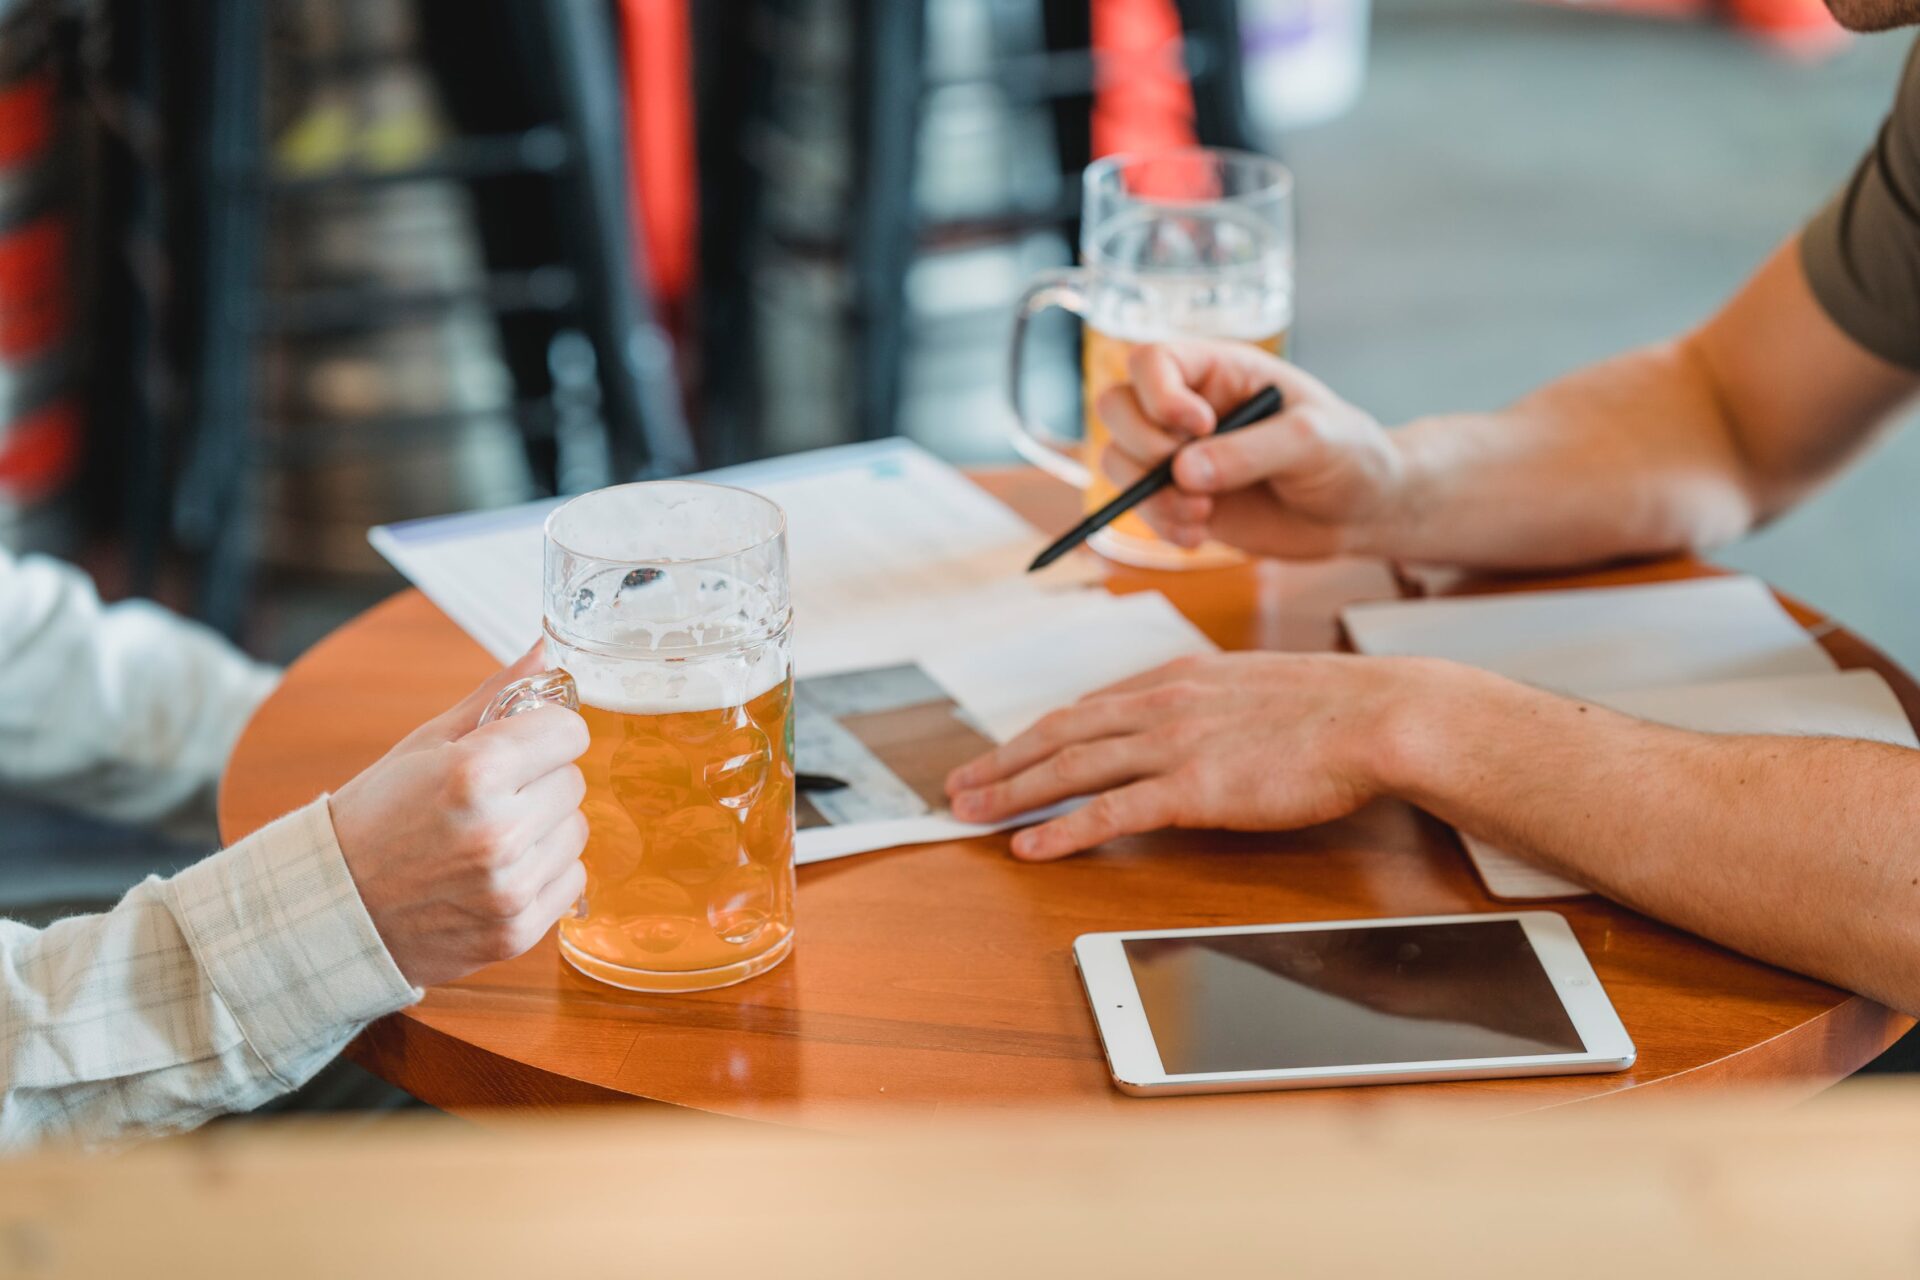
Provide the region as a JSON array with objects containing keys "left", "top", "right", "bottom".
[
  {"left": 368, "top": 438, "right": 1103, "bottom": 672},
  {"left": 795, "top": 802, "right": 1077, "bottom": 866},
  {"left": 921, "top": 591, "right": 1212, "bottom": 742},
  {"left": 1447, "top": 843, "right": 1589, "bottom": 902},
  {"left": 369, "top": 498, "right": 558, "bottom": 664},
  {"left": 792, "top": 589, "right": 1217, "bottom": 863},
  {"left": 1340, "top": 576, "right": 1836, "bottom": 696},
  {"left": 1459, "top": 669, "right": 1919, "bottom": 900}
]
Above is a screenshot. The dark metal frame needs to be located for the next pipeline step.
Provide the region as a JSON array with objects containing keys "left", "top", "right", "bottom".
[
  {"left": 83, "top": 0, "right": 695, "bottom": 637},
  {"left": 697, "top": 0, "right": 1255, "bottom": 456}
]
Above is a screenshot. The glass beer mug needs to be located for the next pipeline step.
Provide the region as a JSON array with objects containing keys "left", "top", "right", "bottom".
[
  {"left": 481, "top": 483, "right": 795, "bottom": 993},
  {"left": 1008, "top": 147, "right": 1294, "bottom": 570}
]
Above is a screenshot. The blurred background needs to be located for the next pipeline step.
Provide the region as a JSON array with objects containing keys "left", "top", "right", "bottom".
[{"left": 1, "top": 0, "right": 1913, "bottom": 908}]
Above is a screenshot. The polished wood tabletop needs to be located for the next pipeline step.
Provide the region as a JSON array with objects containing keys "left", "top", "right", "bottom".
[{"left": 220, "top": 468, "right": 1917, "bottom": 1124}]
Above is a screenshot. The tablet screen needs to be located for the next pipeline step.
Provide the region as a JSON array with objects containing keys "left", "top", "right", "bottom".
[{"left": 1123, "top": 920, "right": 1586, "bottom": 1074}]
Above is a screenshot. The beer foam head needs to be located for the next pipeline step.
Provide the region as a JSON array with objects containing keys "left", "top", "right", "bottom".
[
  {"left": 547, "top": 481, "right": 785, "bottom": 566},
  {"left": 560, "top": 635, "right": 787, "bottom": 716},
  {"left": 544, "top": 482, "right": 790, "bottom": 663},
  {"left": 1082, "top": 202, "right": 1292, "bottom": 344}
]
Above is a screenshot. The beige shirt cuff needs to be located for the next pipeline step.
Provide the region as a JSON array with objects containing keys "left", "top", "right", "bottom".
[{"left": 164, "top": 797, "right": 420, "bottom": 1089}]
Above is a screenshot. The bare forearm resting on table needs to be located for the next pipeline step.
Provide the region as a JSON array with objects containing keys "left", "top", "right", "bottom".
[{"left": 1385, "top": 671, "right": 1920, "bottom": 1014}]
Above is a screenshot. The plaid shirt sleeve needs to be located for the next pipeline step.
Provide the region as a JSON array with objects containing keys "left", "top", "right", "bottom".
[{"left": 0, "top": 798, "right": 420, "bottom": 1150}]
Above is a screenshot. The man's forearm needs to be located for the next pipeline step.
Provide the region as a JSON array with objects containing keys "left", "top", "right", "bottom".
[
  {"left": 1363, "top": 341, "right": 1760, "bottom": 569},
  {"left": 1355, "top": 241, "right": 1918, "bottom": 572},
  {"left": 1379, "top": 662, "right": 1920, "bottom": 1014}
]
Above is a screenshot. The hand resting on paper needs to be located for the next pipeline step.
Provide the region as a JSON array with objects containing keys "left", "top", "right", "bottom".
[{"left": 945, "top": 651, "right": 1440, "bottom": 861}]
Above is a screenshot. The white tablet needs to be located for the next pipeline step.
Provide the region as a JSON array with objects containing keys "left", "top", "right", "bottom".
[{"left": 1074, "top": 912, "right": 1635, "bottom": 1096}]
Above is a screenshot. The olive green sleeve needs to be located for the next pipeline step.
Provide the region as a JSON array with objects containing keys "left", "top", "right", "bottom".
[{"left": 1800, "top": 38, "right": 1920, "bottom": 373}]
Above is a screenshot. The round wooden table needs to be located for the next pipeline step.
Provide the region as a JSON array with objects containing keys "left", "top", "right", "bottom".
[{"left": 221, "top": 469, "right": 1917, "bottom": 1124}]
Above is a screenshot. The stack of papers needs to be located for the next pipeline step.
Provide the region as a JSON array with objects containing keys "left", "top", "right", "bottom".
[
  {"left": 1342, "top": 577, "right": 1919, "bottom": 898},
  {"left": 372, "top": 439, "right": 1217, "bottom": 864}
]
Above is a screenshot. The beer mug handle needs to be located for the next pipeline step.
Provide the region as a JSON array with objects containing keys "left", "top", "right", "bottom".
[
  {"left": 1007, "top": 267, "right": 1093, "bottom": 489},
  {"left": 479, "top": 669, "right": 580, "bottom": 727}
]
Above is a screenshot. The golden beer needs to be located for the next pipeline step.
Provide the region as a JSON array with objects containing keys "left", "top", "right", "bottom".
[
  {"left": 485, "top": 478, "right": 795, "bottom": 992},
  {"left": 562, "top": 676, "right": 796, "bottom": 988},
  {"left": 1009, "top": 149, "right": 1293, "bottom": 570}
]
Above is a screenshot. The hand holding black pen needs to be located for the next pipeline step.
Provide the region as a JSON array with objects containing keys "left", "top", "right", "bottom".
[{"left": 1028, "top": 385, "right": 1284, "bottom": 572}]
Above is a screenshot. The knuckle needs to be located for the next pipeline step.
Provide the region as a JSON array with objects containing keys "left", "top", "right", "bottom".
[
  {"left": 484, "top": 881, "right": 527, "bottom": 921},
  {"left": 1161, "top": 718, "right": 1205, "bottom": 751},
  {"left": 1032, "top": 708, "right": 1074, "bottom": 748},
  {"left": 444, "top": 744, "right": 503, "bottom": 809},
  {"left": 972, "top": 748, "right": 1012, "bottom": 783},
  {"left": 1143, "top": 682, "right": 1193, "bottom": 713},
  {"left": 1052, "top": 743, "right": 1095, "bottom": 785},
  {"left": 1084, "top": 791, "right": 1130, "bottom": 833}
]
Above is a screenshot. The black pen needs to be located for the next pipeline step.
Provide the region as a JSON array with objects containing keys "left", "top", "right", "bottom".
[{"left": 1026, "top": 385, "right": 1283, "bottom": 572}]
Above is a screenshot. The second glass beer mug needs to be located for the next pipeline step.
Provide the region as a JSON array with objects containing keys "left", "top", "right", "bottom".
[
  {"left": 483, "top": 483, "right": 795, "bottom": 993},
  {"left": 1008, "top": 147, "right": 1293, "bottom": 571}
]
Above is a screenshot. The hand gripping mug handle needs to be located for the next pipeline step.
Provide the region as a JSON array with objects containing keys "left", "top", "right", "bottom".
[
  {"left": 479, "top": 669, "right": 580, "bottom": 727},
  {"left": 478, "top": 668, "right": 585, "bottom": 919},
  {"left": 1007, "top": 267, "right": 1094, "bottom": 489}
]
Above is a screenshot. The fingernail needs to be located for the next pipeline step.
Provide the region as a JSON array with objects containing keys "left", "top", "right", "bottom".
[
  {"left": 1011, "top": 831, "right": 1036, "bottom": 857},
  {"left": 953, "top": 792, "right": 983, "bottom": 820}
]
